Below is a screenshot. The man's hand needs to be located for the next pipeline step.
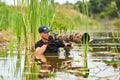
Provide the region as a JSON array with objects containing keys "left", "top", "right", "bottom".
[{"left": 65, "top": 43, "right": 74, "bottom": 49}]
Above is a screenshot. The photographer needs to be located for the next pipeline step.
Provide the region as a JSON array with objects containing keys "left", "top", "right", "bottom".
[{"left": 35, "top": 26, "right": 73, "bottom": 64}]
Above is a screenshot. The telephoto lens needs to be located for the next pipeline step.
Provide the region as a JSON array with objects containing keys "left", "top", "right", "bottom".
[{"left": 48, "top": 33, "right": 90, "bottom": 44}]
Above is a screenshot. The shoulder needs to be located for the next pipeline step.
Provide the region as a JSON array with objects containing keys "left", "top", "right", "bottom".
[
  {"left": 35, "top": 40, "right": 42, "bottom": 44},
  {"left": 35, "top": 40, "right": 43, "bottom": 49}
]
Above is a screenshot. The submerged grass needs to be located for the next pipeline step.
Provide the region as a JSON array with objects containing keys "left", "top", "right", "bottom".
[
  {"left": 30, "top": 61, "right": 39, "bottom": 80},
  {"left": 9, "top": 39, "right": 14, "bottom": 57},
  {"left": 24, "top": 50, "right": 30, "bottom": 80},
  {"left": 111, "top": 31, "right": 120, "bottom": 53}
]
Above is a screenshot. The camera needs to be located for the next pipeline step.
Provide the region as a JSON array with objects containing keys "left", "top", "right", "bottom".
[
  {"left": 48, "top": 33, "right": 58, "bottom": 41},
  {"left": 48, "top": 33, "right": 65, "bottom": 47}
]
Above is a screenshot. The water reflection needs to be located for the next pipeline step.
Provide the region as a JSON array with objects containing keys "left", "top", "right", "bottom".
[
  {"left": 0, "top": 50, "right": 25, "bottom": 80},
  {"left": 88, "top": 52, "right": 120, "bottom": 80}
]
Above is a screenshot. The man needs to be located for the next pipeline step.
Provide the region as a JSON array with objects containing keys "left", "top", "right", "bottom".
[{"left": 35, "top": 26, "right": 73, "bottom": 64}]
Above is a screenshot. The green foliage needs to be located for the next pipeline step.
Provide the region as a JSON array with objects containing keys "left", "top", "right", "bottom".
[
  {"left": 74, "top": 0, "right": 119, "bottom": 19},
  {"left": 27, "top": 0, "right": 39, "bottom": 46},
  {"left": 53, "top": 12, "right": 75, "bottom": 33},
  {"left": 9, "top": 39, "right": 14, "bottom": 57},
  {"left": 52, "top": 5, "right": 101, "bottom": 33},
  {"left": 24, "top": 0, "right": 55, "bottom": 49},
  {"left": 105, "top": 1, "right": 118, "bottom": 18},
  {"left": 115, "top": 0, "right": 120, "bottom": 10},
  {"left": 113, "top": 19, "right": 120, "bottom": 27},
  {"left": 99, "top": 1, "right": 118, "bottom": 18},
  {"left": 88, "top": 0, "right": 119, "bottom": 18},
  {"left": 0, "top": 50, "right": 8, "bottom": 57},
  {"left": 89, "top": 0, "right": 111, "bottom": 14},
  {"left": 39, "top": 0, "right": 55, "bottom": 25},
  {"left": 30, "top": 62, "right": 38, "bottom": 80},
  {"left": 75, "top": 1, "right": 90, "bottom": 16},
  {"left": 115, "top": 0, "right": 120, "bottom": 17},
  {"left": 0, "top": 2, "right": 9, "bottom": 30},
  {"left": 11, "top": 11, "right": 23, "bottom": 49},
  {"left": 4, "top": 0, "right": 56, "bottom": 49}
]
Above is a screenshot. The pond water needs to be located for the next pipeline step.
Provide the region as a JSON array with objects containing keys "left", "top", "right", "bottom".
[{"left": 0, "top": 31, "right": 120, "bottom": 80}]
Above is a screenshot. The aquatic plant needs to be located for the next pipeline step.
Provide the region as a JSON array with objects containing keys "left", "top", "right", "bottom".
[
  {"left": 0, "top": 2, "right": 9, "bottom": 30},
  {"left": 81, "top": 0, "right": 89, "bottom": 68}
]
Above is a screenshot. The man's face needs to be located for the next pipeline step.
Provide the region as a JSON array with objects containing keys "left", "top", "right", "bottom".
[{"left": 40, "top": 32, "right": 50, "bottom": 40}]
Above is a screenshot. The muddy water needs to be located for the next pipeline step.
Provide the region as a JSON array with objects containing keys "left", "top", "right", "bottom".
[{"left": 0, "top": 31, "right": 120, "bottom": 80}]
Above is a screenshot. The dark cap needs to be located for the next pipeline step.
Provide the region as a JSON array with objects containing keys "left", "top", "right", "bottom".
[{"left": 38, "top": 26, "right": 50, "bottom": 33}]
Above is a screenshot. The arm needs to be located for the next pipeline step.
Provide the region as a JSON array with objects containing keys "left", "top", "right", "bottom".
[{"left": 35, "top": 44, "right": 48, "bottom": 63}]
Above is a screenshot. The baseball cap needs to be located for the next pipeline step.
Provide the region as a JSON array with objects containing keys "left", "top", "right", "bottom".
[{"left": 38, "top": 26, "right": 50, "bottom": 33}]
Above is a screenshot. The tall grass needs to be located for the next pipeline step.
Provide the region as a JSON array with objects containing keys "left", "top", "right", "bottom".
[
  {"left": 24, "top": 50, "right": 30, "bottom": 80},
  {"left": 12, "top": 11, "right": 23, "bottom": 49},
  {"left": 27, "top": 0, "right": 39, "bottom": 50},
  {"left": 9, "top": 39, "right": 14, "bottom": 57},
  {"left": 39, "top": 0, "right": 56, "bottom": 33},
  {"left": 11, "top": 10, "right": 24, "bottom": 59},
  {"left": 0, "top": 2, "right": 9, "bottom": 30},
  {"left": 111, "top": 31, "right": 120, "bottom": 53},
  {"left": 30, "top": 61, "right": 38, "bottom": 80},
  {"left": 18, "top": 0, "right": 56, "bottom": 79},
  {"left": 16, "top": 0, "right": 55, "bottom": 50}
]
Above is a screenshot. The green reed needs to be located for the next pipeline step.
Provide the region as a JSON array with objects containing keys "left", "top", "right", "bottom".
[
  {"left": 0, "top": 50, "right": 8, "bottom": 58},
  {"left": 18, "top": 0, "right": 55, "bottom": 50},
  {"left": 12, "top": 11, "right": 23, "bottom": 56},
  {"left": 81, "top": 0, "right": 89, "bottom": 68},
  {"left": 9, "top": 39, "right": 14, "bottom": 57},
  {"left": 39, "top": 0, "right": 56, "bottom": 32},
  {"left": 24, "top": 50, "right": 30, "bottom": 80},
  {"left": 30, "top": 61, "right": 38, "bottom": 80},
  {"left": 0, "top": 2, "right": 9, "bottom": 30},
  {"left": 17, "top": 0, "right": 56, "bottom": 79},
  {"left": 28, "top": 0, "right": 39, "bottom": 49},
  {"left": 111, "top": 31, "right": 120, "bottom": 53},
  {"left": 14, "top": 57, "right": 21, "bottom": 78},
  {"left": 116, "top": 31, "right": 120, "bottom": 54}
]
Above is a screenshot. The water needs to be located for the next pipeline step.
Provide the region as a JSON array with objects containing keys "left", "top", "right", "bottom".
[
  {"left": 0, "top": 50, "right": 25, "bottom": 80},
  {"left": 0, "top": 31, "right": 120, "bottom": 80},
  {"left": 88, "top": 53, "right": 120, "bottom": 80}
]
